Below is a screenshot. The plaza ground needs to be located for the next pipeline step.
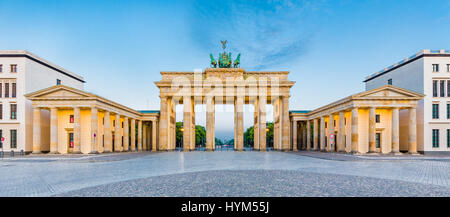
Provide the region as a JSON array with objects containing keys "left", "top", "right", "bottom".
[{"left": 0, "top": 151, "right": 450, "bottom": 197}]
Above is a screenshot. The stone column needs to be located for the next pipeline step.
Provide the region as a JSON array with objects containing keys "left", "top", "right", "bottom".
[
  {"left": 152, "top": 120, "right": 157, "bottom": 151},
  {"left": 306, "top": 120, "right": 311, "bottom": 151},
  {"left": 73, "top": 107, "right": 81, "bottom": 154},
  {"left": 313, "top": 119, "right": 319, "bottom": 151},
  {"left": 351, "top": 108, "right": 359, "bottom": 153},
  {"left": 253, "top": 98, "right": 260, "bottom": 150},
  {"left": 302, "top": 122, "right": 307, "bottom": 150},
  {"left": 368, "top": 107, "right": 376, "bottom": 153},
  {"left": 235, "top": 96, "right": 244, "bottom": 151},
  {"left": 143, "top": 124, "right": 147, "bottom": 151},
  {"left": 408, "top": 107, "right": 418, "bottom": 154},
  {"left": 90, "top": 107, "right": 98, "bottom": 154},
  {"left": 32, "top": 107, "right": 41, "bottom": 154},
  {"left": 338, "top": 111, "right": 345, "bottom": 152},
  {"left": 281, "top": 96, "right": 290, "bottom": 151},
  {"left": 320, "top": 116, "right": 325, "bottom": 151},
  {"left": 183, "top": 96, "right": 193, "bottom": 151},
  {"left": 130, "top": 119, "right": 136, "bottom": 151},
  {"left": 123, "top": 117, "right": 129, "bottom": 152},
  {"left": 259, "top": 96, "right": 267, "bottom": 151},
  {"left": 49, "top": 107, "right": 58, "bottom": 154},
  {"left": 206, "top": 96, "right": 215, "bottom": 151},
  {"left": 292, "top": 120, "right": 297, "bottom": 151},
  {"left": 328, "top": 114, "right": 334, "bottom": 152},
  {"left": 391, "top": 108, "right": 400, "bottom": 154},
  {"left": 114, "top": 114, "right": 121, "bottom": 152},
  {"left": 104, "top": 111, "right": 112, "bottom": 152},
  {"left": 159, "top": 97, "right": 168, "bottom": 150},
  {"left": 137, "top": 120, "right": 143, "bottom": 151}
]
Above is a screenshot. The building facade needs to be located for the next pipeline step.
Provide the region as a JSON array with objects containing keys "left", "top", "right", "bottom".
[
  {"left": 4, "top": 49, "right": 437, "bottom": 155},
  {"left": 365, "top": 49, "right": 450, "bottom": 154},
  {"left": 0, "top": 51, "right": 84, "bottom": 153}
]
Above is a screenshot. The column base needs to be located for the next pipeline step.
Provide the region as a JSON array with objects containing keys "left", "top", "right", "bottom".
[
  {"left": 32, "top": 151, "right": 42, "bottom": 154},
  {"left": 90, "top": 151, "right": 99, "bottom": 154},
  {"left": 48, "top": 151, "right": 59, "bottom": 154},
  {"left": 409, "top": 152, "right": 420, "bottom": 155},
  {"left": 206, "top": 149, "right": 214, "bottom": 152},
  {"left": 72, "top": 151, "right": 81, "bottom": 154}
]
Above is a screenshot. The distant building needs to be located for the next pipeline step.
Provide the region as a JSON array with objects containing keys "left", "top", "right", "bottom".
[
  {"left": 0, "top": 51, "right": 84, "bottom": 153},
  {"left": 364, "top": 49, "right": 450, "bottom": 154}
]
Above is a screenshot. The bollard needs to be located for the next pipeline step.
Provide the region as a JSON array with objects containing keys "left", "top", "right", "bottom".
[
  {"left": 0, "top": 151, "right": 3, "bottom": 159},
  {"left": 20, "top": 150, "right": 24, "bottom": 156},
  {"left": 10, "top": 150, "right": 14, "bottom": 157}
]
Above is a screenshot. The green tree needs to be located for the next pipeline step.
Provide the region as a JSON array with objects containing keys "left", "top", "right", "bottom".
[
  {"left": 243, "top": 122, "right": 274, "bottom": 148},
  {"left": 175, "top": 122, "right": 207, "bottom": 149}
]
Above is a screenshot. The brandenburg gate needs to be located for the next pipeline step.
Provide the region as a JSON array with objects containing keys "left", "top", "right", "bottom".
[{"left": 155, "top": 67, "right": 295, "bottom": 151}]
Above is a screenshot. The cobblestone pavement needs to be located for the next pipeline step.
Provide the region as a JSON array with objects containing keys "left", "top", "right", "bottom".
[
  {"left": 56, "top": 170, "right": 450, "bottom": 197},
  {"left": 1, "top": 151, "right": 450, "bottom": 196}
]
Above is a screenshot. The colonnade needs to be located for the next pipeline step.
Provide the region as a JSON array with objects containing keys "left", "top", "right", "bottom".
[
  {"left": 32, "top": 106, "right": 158, "bottom": 154},
  {"left": 158, "top": 95, "right": 291, "bottom": 151},
  {"left": 291, "top": 106, "right": 418, "bottom": 154}
]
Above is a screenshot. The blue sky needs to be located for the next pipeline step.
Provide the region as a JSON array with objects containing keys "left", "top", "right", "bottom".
[{"left": 1, "top": 0, "right": 449, "bottom": 139}]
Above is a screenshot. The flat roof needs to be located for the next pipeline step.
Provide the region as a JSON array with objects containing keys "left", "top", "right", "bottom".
[
  {"left": 0, "top": 50, "right": 85, "bottom": 83},
  {"left": 290, "top": 110, "right": 311, "bottom": 114},
  {"left": 364, "top": 49, "right": 450, "bottom": 83},
  {"left": 138, "top": 110, "right": 160, "bottom": 114}
]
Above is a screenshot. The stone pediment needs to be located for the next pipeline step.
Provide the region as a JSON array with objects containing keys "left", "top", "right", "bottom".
[
  {"left": 352, "top": 85, "right": 424, "bottom": 99},
  {"left": 25, "top": 85, "right": 93, "bottom": 99}
]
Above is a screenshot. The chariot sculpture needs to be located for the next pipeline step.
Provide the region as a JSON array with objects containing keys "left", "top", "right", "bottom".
[{"left": 209, "top": 40, "right": 241, "bottom": 68}]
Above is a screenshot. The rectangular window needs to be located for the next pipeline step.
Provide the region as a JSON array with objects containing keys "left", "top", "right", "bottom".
[
  {"left": 344, "top": 118, "right": 346, "bottom": 125},
  {"left": 376, "top": 133, "right": 381, "bottom": 148},
  {"left": 69, "top": 115, "right": 74, "bottom": 123},
  {"left": 325, "top": 122, "right": 327, "bottom": 128},
  {"left": 56, "top": 79, "right": 61, "bottom": 85},
  {"left": 432, "top": 129, "right": 439, "bottom": 148},
  {"left": 433, "top": 64, "right": 439, "bottom": 72},
  {"left": 0, "top": 65, "right": 2, "bottom": 73},
  {"left": 448, "top": 104, "right": 450, "bottom": 119},
  {"left": 5, "top": 83, "right": 9, "bottom": 98},
  {"left": 333, "top": 120, "right": 336, "bottom": 127},
  {"left": 441, "top": 80, "right": 445, "bottom": 97},
  {"left": 433, "top": 80, "right": 438, "bottom": 97},
  {"left": 375, "top": 114, "right": 380, "bottom": 123},
  {"left": 10, "top": 104, "right": 17, "bottom": 120},
  {"left": 432, "top": 104, "right": 439, "bottom": 119},
  {"left": 10, "top": 130, "right": 17, "bottom": 148},
  {"left": 0, "top": 83, "right": 2, "bottom": 98},
  {"left": 388, "top": 79, "right": 392, "bottom": 85},
  {"left": 447, "top": 64, "right": 450, "bottom": 72},
  {"left": 448, "top": 129, "right": 450, "bottom": 148},
  {"left": 11, "top": 83, "right": 16, "bottom": 98},
  {"left": 0, "top": 104, "right": 2, "bottom": 120},
  {"left": 10, "top": 64, "right": 17, "bottom": 73},
  {"left": 448, "top": 81, "right": 450, "bottom": 97}
]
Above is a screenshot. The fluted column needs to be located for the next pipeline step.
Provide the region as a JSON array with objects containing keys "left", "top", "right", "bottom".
[
  {"left": 143, "top": 124, "right": 147, "bottom": 151},
  {"left": 152, "top": 120, "right": 157, "bottom": 151},
  {"left": 320, "top": 116, "right": 325, "bottom": 151},
  {"left": 114, "top": 114, "right": 121, "bottom": 152},
  {"left": 292, "top": 120, "right": 297, "bottom": 151},
  {"left": 49, "top": 107, "right": 58, "bottom": 154},
  {"left": 123, "top": 117, "right": 129, "bottom": 152},
  {"left": 391, "top": 108, "right": 400, "bottom": 153},
  {"left": 253, "top": 98, "right": 260, "bottom": 150},
  {"left": 259, "top": 96, "right": 267, "bottom": 151},
  {"left": 368, "top": 107, "right": 376, "bottom": 153},
  {"left": 90, "top": 107, "right": 98, "bottom": 154},
  {"left": 130, "top": 119, "right": 136, "bottom": 151},
  {"left": 328, "top": 114, "right": 334, "bottom": 152},
  {"left": 206, "top": 96, "right": 215, "bottom": 151},
  {"left": 235, "top": 96, "right": 244, "bottom": 151},
  {"left": 73, "top": 107, "right": 81, "bottom": 154},
  {"left": 104, "top": 111, "right": 112, "bottom": 152},
  {"left": 306, "top": 120, "right": 311, "bottom": 151},
  {"left": 338, "top": 111, "right": 345, "bottom": 152},
  {"left": 313, "top": 119, "right": 319, "bottom": 151},
  {"left": 351, "top": 108, "right": 358, "bottom": 153},
  {"left": 159, "top": 97, "right": 168, "bottom": 150},
  {"left": 408, "top": 107, "right": 418, "bottom": 154},
  {"left": 32, "top": 107, "right": 42, "bottom": 154},
  {"left": 138, "top": 120, "right": 143, "bottom": 151},
  {"left": 281, "top": 96, "right": 290, "bottom": 151}
]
